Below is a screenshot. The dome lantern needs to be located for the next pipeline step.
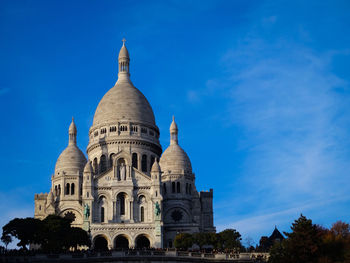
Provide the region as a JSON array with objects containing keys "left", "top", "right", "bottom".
[
  {"left": 68, "top": 117, "right": 77, "bottom": 146},
  {"left": 170, "top": 116, "right": 178, "bottom": 145},
  {"left": 118, "top": 38, "right": 130, "bottom": 81}
]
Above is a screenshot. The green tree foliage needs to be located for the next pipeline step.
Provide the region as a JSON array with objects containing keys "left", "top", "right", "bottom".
[
  {"left": 269, "top": 215, "right": 350, "bottom": 263},
  {"left": 1, "top": 215, "right": 90, "bottom": 252},
  {"left": 1, "top": 218, "right": 42, "bottom": 249},
  {"left": 216, "top": 229, "right": 242, "bottom": 251},
  {"left": 173, "top": 229, "right": 242, "bottom": 251},
  {"left": 174, "top": 233, "right": 193, "bottom": 250}
]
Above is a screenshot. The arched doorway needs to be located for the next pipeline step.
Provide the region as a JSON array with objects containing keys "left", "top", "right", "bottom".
[
  {"left": 114, "top": 235, "right": 129, "bottom": 250},
  {"left": 135, "top": 234, "right": 150, "bottom": 249},
  {"left": 94, "top": 235, "right": 108, "bottom": 251}
]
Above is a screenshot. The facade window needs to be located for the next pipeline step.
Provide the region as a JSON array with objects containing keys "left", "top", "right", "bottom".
[
  {"left": 150, "top": 156, "right": 155, "bottom": 171},
  {"left": 132, "top": 126, "right": 138, "bottom": 132},
  {"left": 100, "top": 128, "right": 107, "bottom": 134},
  {"left": 39, "top": 205, "right": 41, "bottom": 210},
  {"left": 120, "top": 125, "right": 128, "bottom": 131},
  {"left": 186, "top": 183, "right": 188, "bottom": 194},
  {"left": 93, "top": 158, "right": 98, "bottom": 174},
  {"left": 141, "top": 127, "right": 147, "bottom": 134},
  {"left": 141, "top": 154, "right": 147, "bottom": 172},
  {"left": 189, "top": 184, "right": 192, "bottom": 195},
  {"left": 71, "top": 183, "right": 75, "bottom": 195},
  {"left": 55, "top": 185, "right": 58, "bottom": 196},
  {"left": 177, "top": 182, "right": 181, "bottom": 193},
  {"left": 118, "top": 193, "right": 126, "bottom": 215},
  {"left": 87, "top": 192, "right": 89, "bottom": 198},
  {"left": 58, "top": 185, "right": 61, "bottom": 195},
  {"left": 172, "top": 182, "right": 175, "bottom": 193},
  {"left": 140, "top": 207, "right": 144, "bottom": 222},
  {"left": 163, "top": 183, "right": 167, "bottom": 194},
  {"left": 100, "top": 155, "right": 107, "bottom": 173},
  {"left": 109, "top": 153, "right": 115, "bottom": 168},
  {"left": 101, "top": 207, "right": 105, "bottom": 223},
  {"left": 132, "top": 153, "right": 138, "bottom": 169},
  {"left": 94, "top": 131, "right": 99, "bottom": 137},
  {"left": 80, "top": 184, "right": 82, "bottom": 196},
  {"left": 149, "top": 130, "right": 154, "bottom": 136},
  {"left": 65, "top": 183, "right": 70, "bottom": 195},
  {"left": 110, "top": 126, "right": 117, "bottom": 132}
]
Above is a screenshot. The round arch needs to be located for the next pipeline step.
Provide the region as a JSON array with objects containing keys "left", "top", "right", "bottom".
[
  {"left": 93, "top": 235, "right": 109, "bottom": 251},
  {"left": 114, "top": 234, "right": 130, "bottom": 250},
  {"left": 135, "top": 234, "right": 151, "bottom": 249}
]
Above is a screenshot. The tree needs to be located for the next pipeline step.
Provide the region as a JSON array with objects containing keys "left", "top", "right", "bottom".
[
  {"left": 216, "top": 229, "right": 242, "bottom": 251},
  {"left": 68, "top": 227, "right": 91, "bottom": 250},
  {"left": 1, "top": 234, "right": 12, "bottom": 250},
  {"left": 2, "top": 217, "right": 42, "bottom": 249},
  {"left": 174, "top": 233, "right": 193, "bottom": 250}
]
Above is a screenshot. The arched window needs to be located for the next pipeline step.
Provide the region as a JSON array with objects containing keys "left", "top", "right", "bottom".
[
  {"left": 101, "top": 207, "right": 105, "bottom": 223},
  {"left": 65, "top": 183, "right": 70, "bottom": 195},
  {"left": 163, "top": 183, "right": 167, "bottom": 194},
  {"left": 172, "top": 182, "right": 175, "bottom": 193},
  {"left": 118, "top": 193, "right": 126, "bottom": 215},
  {"left": 55, "top": 185, "right": 58, "bottom": 196},
  {"left": 132, "top": 153, "right": 138, "bottom": 169},
  {"left": 80, "top": 184, "right": 82, "bottom": 196},
  {"left": 58, "top": 185, "right": 61, "bottom": 195},
  {"left": 189, "top": 184, "right": 192, "bottom": 195},
  {"left": 109, "top": 153, "right": 115, "bottom": 168},
  {"left": 150, "top": 156, "right": 155, "bottom": 171},
  {"left": 100, "top": 155, "right": 107, "bottom": 173},
  {"left": 141, "top": 154, "right": 147, "bottom": 172},
  {"left": 71, "top": 183, "right": 75, "bottom": 195},
  {"left": 93, "top": 158, "right": 98, "bottom": 174},
  {"left": 177, "top": 182, "right": 181, "bottom": 193},
  {"left": 186, "top": 183, "right": 188, "bottom": 194},
  {"left": 140, "top": 207, "right": 144, "bottom": 222}
]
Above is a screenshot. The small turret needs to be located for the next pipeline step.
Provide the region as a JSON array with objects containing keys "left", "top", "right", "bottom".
[
  {"left": 170, "top": 116, "right": 178, "bottom": 145},
  {"left": 68, "top": 117, "right": 77, "bottom": 145}
]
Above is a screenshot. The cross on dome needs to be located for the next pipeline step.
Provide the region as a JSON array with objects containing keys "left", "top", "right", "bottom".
[{"left": 122, "top": 38, "right": 126, "bottom": 46}]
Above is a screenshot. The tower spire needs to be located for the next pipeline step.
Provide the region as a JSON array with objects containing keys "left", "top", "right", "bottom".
[
  {"left": 118, "top": 38, "right": 130, "bottom": 81},
  {"left": 170, "top": 116, "right": 178, "bottom": 145},
  {"left": 68, "top": 117, "right": 77, "bottom": 146}
]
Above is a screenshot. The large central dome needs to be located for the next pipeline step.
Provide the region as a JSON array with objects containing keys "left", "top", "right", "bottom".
[
  {"left": 92, "top": 42, "right": 156, "bottom": 127},
  {"left": 93, "top": 82, "right": 156, "bottom": 126}
]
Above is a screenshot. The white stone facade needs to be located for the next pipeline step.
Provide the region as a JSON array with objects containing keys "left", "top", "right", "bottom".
[{"left": 34, "top": 41, "right": 215, "bottom": 249}]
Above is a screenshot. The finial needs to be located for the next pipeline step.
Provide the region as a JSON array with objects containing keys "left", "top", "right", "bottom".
[
  {"left": 122, "top": 38, "right": 126, "bottom": 46},
  {"left": 72, "top": 116, "right": 74, "bottom": 122},
  {"left": 172, "top": 115, "right": 175, "bottom": 121}
]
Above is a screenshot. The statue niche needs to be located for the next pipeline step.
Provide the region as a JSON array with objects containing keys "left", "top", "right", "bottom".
[{"left": 115, "top": 158, "right": 127, "bottom": 181}]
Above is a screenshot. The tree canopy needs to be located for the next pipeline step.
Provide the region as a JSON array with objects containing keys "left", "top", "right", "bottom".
[
  {"left": 269, "top": 215, "right": 350, "bottom": 263},
  {"left": 1, "top": 215, "right": 90, "bottom": 252}
]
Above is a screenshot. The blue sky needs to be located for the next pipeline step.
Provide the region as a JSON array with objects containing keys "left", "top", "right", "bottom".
[{"left": 1, "top": 0, "right": 350, "bottom": 247}]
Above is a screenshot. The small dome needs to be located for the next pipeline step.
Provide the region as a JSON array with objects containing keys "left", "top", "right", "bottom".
[
  {"left": 151, "top": 160, "right": 161, "bottom": 173},
  {"left": 93, "top": 82, "right": 156, "bottom": 126},
  {"left": 84, "top": 161, "right": 93, "bottom": 173},
  {"left": 159, "top": 144, "right": 192, "bottom": 174},
  {"left": 55, "top": 145, "right": 87, "bottom": 174}
]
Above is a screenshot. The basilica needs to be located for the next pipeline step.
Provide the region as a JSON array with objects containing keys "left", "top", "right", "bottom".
[{"left": 34, "top": 40, "right": 215, "bottom": 250}]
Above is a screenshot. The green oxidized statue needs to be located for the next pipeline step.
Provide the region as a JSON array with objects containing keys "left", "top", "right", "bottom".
[
  {"left": 84, "top": 203, "right": 90, "bottom": 220},
  {"left": 155, "top": 202, "right": 161, "bottom": 218}
]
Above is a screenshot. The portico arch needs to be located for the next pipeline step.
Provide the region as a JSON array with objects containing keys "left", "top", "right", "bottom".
[
  {"left": 93, "top": 235, "right": 109, "bottom": 251},
  {"left": 114, "top": 234, "right": 130, "bottom": 249},
  {"left": 135, "top": 234, "right": 151, "bottom": 249}
]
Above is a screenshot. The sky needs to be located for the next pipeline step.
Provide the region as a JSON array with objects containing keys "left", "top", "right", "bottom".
[{"left": 1, "top": 0, "right": 350, "bottom": 248}]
